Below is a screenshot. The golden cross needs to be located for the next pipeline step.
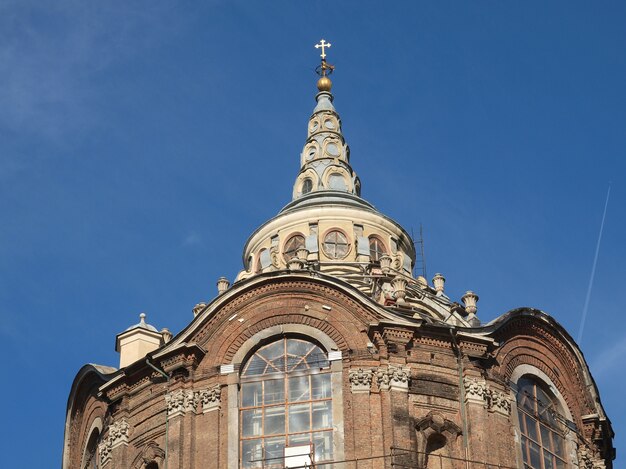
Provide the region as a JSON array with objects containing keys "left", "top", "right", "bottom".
[{"left": 315, "top": 39, "right": 331, "bottom": 59}]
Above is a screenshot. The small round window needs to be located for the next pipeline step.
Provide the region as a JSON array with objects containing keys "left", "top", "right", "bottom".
[
  {"left": 302, "top": 178, "right": 313, "bottom": 194},
  {"left": 369, "top": 237, "right": 387, "bottom": 262},
  {"left": 283, "top": 235, "right": 305, "bottom": 261},
  {"left": 323, "top": 230, "right": 349, "bottom": 259}
]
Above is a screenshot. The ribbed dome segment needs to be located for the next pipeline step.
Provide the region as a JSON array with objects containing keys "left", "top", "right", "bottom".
[{"left": 292, "top": 90, "right": 361, "bottom": 200}]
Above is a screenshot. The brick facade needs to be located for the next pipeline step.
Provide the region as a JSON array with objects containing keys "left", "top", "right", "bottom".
[{"left": 63, "top": 276, "right": 614, "bottom": 469}]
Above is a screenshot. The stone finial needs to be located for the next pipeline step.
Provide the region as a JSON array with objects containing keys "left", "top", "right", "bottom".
[
  {"left": 462, "top": 290, "right": 479, "bottom": 315},
  {"left": 160, "top": 328, "right": 173, "bottom": 344},
  {"left": 432, "top": 273, "right": 445, "bottom": 294},
  {"left": 392, "top": 276, "right": 408, "bottom": 305},
  {"left": 217, "top": 277, "right": 230, "bottom": 295},
  {"left": 416, "top": 275, "right": 428, "bottom": 289},
  {"left": 193, "top": 302, "right": 207, "bottom": 317}
]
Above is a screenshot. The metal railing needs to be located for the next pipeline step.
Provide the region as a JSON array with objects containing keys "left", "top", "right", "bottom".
[{"left": 248, "top": 446, "right": 520, "bottom": 469}]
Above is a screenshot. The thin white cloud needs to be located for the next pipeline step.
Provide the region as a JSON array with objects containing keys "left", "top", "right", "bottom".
[
  {"left": 182, "top": 231, "right": 203, "bottom": 247},
  {"left": 0, "top": 1, "right": 182, "bottom": 140}
]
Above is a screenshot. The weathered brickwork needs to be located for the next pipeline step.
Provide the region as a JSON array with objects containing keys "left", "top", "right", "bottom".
[{"left": 64, "top": 277, "right": 614, "bottom": 469}]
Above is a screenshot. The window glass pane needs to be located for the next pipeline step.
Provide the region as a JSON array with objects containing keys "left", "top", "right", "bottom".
[
  {"left": 242, "top": 409, "right": 263, "bottom": 437},
  {"left": 543, "top": 449, "right": 554, "bottom": 469},
  {"left": 289, "top": 403, "right": 311, "bottom": 433},
  {"left": 289, "top": 376, "right": 310, "bottom": 402},
  {"left": 287, "top": 339, "right": 313, "bottom": 357},
  {"left": 259, "top": 341, "right": 284, "bottom": 362},
  {"left": 264, "top": 405, "right": 286, "bottom": 435},
  {"left": 243, "top": 355, "right": 269, "bottom": 377},
  {"left": 264, "top": 437, "right": 286, "bottom": 467},
  {"left": 241, "top": 439, "right": 262, "bottom": 468},
  {"left": 521, "top": 436, "right": 529, "bottom": 465},
  {"left": 528, "top": 439, "right": 541, "bottom": 469},
  {"left": 306, "top": 350, "right": 328, "bottom": 369},
  {"left": 554, "top": 456, "right": 566, "bottom": 469},
  {"left": 241, "top": 382, "right": 262, "bottom": 407},
  {"left": 312, "top": 431, "right": 334, "bottom": 462},
  {"left": 540, "top": 424, "right": 551, "bottom": 449},
  {"left": 525, "top": 413, "right": 538, "bottom": 442},
  {"left": 312, "top": 401, "right": 332, "bottom": 430},
  {"left": 288, "top": 433, "right": 311, "bottom": 447},
  {"left": 264, "top": 379, "right": 285, "bottom": 405},
  {"left": 302, "top": 179, "right": 313, "bottom": 194},
  {"left": 311, "top": 374, "right": 331, "bottom": 399},
  {"left": 553, "top": 432, "right": 564, "bottom": 457}
]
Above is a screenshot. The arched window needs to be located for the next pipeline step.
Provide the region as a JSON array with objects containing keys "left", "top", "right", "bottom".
[
  {"left": 145, "top": 463, "right": 159, "bottom": 469},
  {"left": 301, "top": 178, "right": 313, "bottom": 194},
  {"left": 368, "top": 236, "right": 387, "bottom": 262},
  {"left": 239, "top": 338, "right": 333, "bottom": 468},
  {"left": 283, "top": 235, "right": 306, "bottom": 262},
  {"left": 517, "top": 376, "right": 566, "bottom": 469},
  {"left": 82, "top": 428, "right": 100, "bottom": 469}
]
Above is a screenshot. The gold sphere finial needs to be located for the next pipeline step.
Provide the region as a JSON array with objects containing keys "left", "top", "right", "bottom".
[{"left": 317, "top": 76, "right": 332, "bottom": 92}]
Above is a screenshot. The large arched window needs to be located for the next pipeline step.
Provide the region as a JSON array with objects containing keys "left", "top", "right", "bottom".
[
  {"left": 239, "top": 338, "right": 334, "bottom": 468},
  {"left": 516, "top": 376, "right": 566, "bottom": 469}
]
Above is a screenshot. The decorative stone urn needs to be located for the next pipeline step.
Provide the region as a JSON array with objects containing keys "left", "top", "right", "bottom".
[
  {"left": 432, "top": 273, "right": 445, "bottom": 294},
  {"left": 287, "top": 257, "right": 304, "bottom": 271},
  {"left": 193, "top": 302, "right": 207, "bottom": 317},
  {"left": 216, "top": 277, "right": 230, "bottom": 295},
  {"left": 462, "top": 290, "right": 479, "bottom": 314},
  {"left": 379, "top": 254, "right": 393, "bottom": 274},
  {"left": 392, "top": 275, "right": 408, "bottom": 305},
  {"left": 296, "top": 248, "right": 309, "bottom": 261}
]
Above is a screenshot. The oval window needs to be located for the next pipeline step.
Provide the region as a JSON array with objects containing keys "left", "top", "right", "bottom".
[
  {"left": 325, "top": 142, "right": 340, "bottom": 157},
  {"left": 306, "top": 145, "right": 317, "bottom": 161},
  {"left": 328, "top": 173, "right": 347, "bottom": 191},
  {"left": 323, "top": 230, "right": 349, "bottom": 259}
]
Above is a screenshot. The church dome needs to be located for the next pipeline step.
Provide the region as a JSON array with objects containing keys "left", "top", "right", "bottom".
[{"left": 235, "top": 80, "right": 417, "bottom": 293}]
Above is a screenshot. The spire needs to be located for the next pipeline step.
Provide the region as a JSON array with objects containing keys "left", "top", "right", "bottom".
[{"left": 291, "top": 40, "right": 361, "bottom": 200}]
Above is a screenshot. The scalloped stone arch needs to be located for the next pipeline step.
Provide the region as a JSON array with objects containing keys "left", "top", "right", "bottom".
[
  {"left": 292, "top": 167, "right": 320, "bottom": 198},
  {"left": 321, "top": 165, "right": 353, "bottom": 192}
]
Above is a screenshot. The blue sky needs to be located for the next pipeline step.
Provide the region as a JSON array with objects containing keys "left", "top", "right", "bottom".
[{"left": 0, "top": 1, "right": 624, "bottom": 465}]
